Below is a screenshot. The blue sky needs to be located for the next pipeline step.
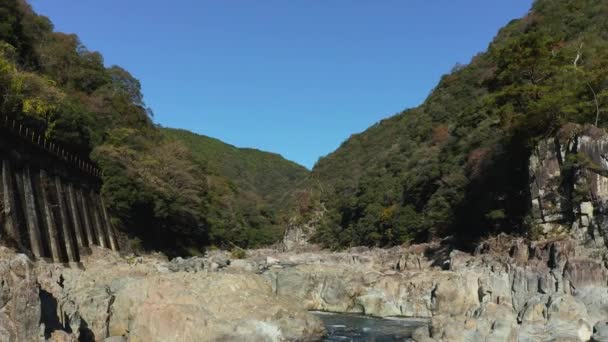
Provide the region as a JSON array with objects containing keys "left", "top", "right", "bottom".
[{"left": 30, "top": 1, "right": 532, "bottom": 169}]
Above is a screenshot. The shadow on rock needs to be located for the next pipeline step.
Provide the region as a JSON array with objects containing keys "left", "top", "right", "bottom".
[
  {"left": 40, "top": 288, "right": 71, "bottom": 338},
  {"left": 78, "top": 318, "right": 95, "bottom": 342}
]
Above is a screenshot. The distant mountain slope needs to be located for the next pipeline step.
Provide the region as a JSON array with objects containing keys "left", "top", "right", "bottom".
[
  {"left": 308, "top": 0, "right": 608, "bottom": 249},
  {"left": 162, "top": 128, "right": 309, "bottom": 247},
  {"left": 162, "top": 128, "right": 309, "bottom": 208}
]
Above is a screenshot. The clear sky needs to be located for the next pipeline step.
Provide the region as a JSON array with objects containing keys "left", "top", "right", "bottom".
[{"left": 30, "top": 0, "right": 533, "bottom": 169}]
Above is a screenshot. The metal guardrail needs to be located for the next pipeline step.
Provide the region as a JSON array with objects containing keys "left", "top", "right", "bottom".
[{"left": 0, "top": 113, "right": 101, "bottom": 178}]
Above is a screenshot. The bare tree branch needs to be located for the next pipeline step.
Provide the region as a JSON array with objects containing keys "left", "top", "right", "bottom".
[{"left": 574, "top": 43, "right": 584, "bottom": 68}]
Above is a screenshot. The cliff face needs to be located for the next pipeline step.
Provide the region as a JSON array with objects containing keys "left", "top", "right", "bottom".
[
  {"left": 282, "top": 206, "right": 325, "bottom": 252},
  {"left": 529, "top": 125, "right": 608, "bottom": 248}
]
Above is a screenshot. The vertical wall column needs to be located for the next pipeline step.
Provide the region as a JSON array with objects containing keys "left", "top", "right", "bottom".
[
  {"left": 89, "top": 191, "right": 107, "bottom": 249},
  {"left": 1, "top": 157, "right": 116, "bottom": 261},
  {"left": 92, "top": 193, "right": 114, "bottom": 250},
  {"left": 100, "top": 197, "right": 119, "bottom": 251},
  {"left": 54, "top": 176, "right": 77, "bottom": 262},
  {"left": 39, "top": 170, "right": 62, "bottom": 263},
  {"left": 66, "top": 183, "right": 86, "bottom": 249},
  {"left": 1, "top": 160, "right": 22, "bottom": 246},
  {"left": 20, "top": 166, "right": 44, "bottom": 258},
  {"left": 1, "top": 127, "right": 118, "bottom": 261},
  {"left": 76, "top": 188, "right": 96, "bottom": 246}
]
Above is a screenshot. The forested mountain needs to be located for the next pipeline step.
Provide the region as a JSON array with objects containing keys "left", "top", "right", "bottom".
[
  {"left": 4, "top": 0, "right": 607, "bottom": 255},
  {"left": 162, "top": 128, "right": 309, "bottom": 248},
  {"left": 0, "top": 0, "right": 306, "bottom": 255},
  {"left": 308, "top": 0, "right": 608, "bottom": 249}
]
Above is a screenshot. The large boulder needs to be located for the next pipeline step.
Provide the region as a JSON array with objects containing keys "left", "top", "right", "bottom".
[
  {"left": 267, "top": 264, "right": 365, "bottom": 313},
  {"left": 593, "top": 321, "right": 608, "bottom": 342},
  {"left": 518, "top": 294, "right": 593, "bottom": 341},
  {"left": 113, "top": 272, "right": 324, "bottom": 341},
  {"left": 0, "top": 247, "right": 41, "bottom": 342},
  {"left": 282, "top": 207, "right": 325, "bottom": 252},
  {"left": 267, "top": 262, "right": 479, "bottom": 319},
  {"left": 39, "top": 247, "right": 325, "bottom": 342},
  {"left": 428, "top": 302, "right": 518, "bottom": 342}
]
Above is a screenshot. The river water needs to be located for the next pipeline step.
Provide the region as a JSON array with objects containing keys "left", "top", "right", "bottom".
[{"left": 313, "top": 311, "right": 429, "bottom": 341}]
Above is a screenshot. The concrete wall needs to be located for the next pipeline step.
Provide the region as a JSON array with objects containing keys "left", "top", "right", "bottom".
[{"left": 0, "top": 124, "right": 118, "bottom": 263}]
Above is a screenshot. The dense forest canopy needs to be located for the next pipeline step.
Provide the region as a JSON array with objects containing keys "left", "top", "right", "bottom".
[
  {"left": 308, "top": 0, "right": 608, "bottom": 249},
  {"left": 162, "top": 128, "right": 309, "bottom": 248},
  {"left": 0, "top": 0, "right": 308, "bottom": 255},
  {"left": 3, "top": 0, "right": 607, "bottom": 254}
]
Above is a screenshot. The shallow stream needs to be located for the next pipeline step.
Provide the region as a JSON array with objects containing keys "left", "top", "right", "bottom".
[{"left": 313, "top": 311, "right": 429, "bottom": 341}]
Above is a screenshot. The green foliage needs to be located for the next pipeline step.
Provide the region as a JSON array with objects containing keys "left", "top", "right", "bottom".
[
  {"left": 524, "top": 215, "right": 544, "bottom": 241},
  {"left": 162, "top": 128, "right": 309, "bottom": 248},
  {"left": 230, "top": 247, "right": 247, "bottom": 259},
  {"left": 0, "top": 0, "right": 309, "bottom": 256},
  {"left": 6, "top": 0, "right": 608, "bottom": 254},
  {"left": 307, "top": 0, "right": 608, "bottom": 249},
  {"left": 485, "top": 210, "right": 507, "bottom": 221}
]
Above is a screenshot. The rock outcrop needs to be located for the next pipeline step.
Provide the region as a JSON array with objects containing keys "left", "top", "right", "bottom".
[
  {"left": 530, "top": 124, "right": 608, "bottom": 248},
  {"left": 240, "top": 234, "right": 607, "bottom": 342},
  {"left": 282, "top": 207, "right": 325, "bottom": 252},
  {"left": 0, "top": 247, "right": 40, "bottom": 342},
  {"left": 2, "top": 232, "right": 608, "bottom": 342},
  {"left": 423, "top": 236, "right": 608, "bottom": 341},
  {"left": 35, "top": 247, "right": 325, "bottom": 342},
  {"left": 266, "top": 263, "right": 478, "bottom": 318}
]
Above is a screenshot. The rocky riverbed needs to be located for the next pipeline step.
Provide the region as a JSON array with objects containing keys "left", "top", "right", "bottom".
[
  {"left": 246, "top": 235, "right": 608, "bottom": 341},
  {"left": 2, "top": 246, "right": 325, "bottom": 341},
  {"left": 3, "top": 232, "right": 608, "bottom": 341}
]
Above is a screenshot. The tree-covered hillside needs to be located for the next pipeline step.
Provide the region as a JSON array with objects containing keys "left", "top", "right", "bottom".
[
  {"left": 162, "top": 128, "right": 309, "bottom": 247},
  {"left": 309, "top": 0, "right": 608, "bottom": 249},
  {"left": 4, "top": 0, "right": 607, "bottom": 254},
  {"left": 0, "top": 0, "right": 307, "bottom": 255}
]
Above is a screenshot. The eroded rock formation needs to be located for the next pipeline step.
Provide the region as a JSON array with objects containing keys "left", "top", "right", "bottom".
[
  {"left": 282, "top": 207, "right": 325, "bottom": 252},
  {"left": 3, "top": 232, "right": 608, "bottom": 341},
  {"left": 529, "top": 125, "right": 608, "bottom": 249},
  {"left": 36, "top": 247, "right": 325, "bottom": 342},
  {"left": 253, "top": 236, "right": 607, "bottom": 341},
  {"left": 0, "top": 247, "right": 40, "bottom": 342}
]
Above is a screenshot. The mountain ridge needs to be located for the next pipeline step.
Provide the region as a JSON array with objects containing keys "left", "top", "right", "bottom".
[
  {"left": 2, "top": 0, "right": 607, "bottom": 255},
  {"left": 161, "top": 127, "right": 310, "bottom": 248},
  {"left": 304, "top": 0, "right": 608, "bottom": 249}
]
